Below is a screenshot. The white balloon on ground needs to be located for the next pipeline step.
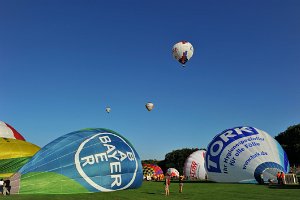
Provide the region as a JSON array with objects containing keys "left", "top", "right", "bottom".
[
  {"left": 166, "top": 168, "right": 179, "bottom": 177},
  {"left": 205, "top": 126, "right": 290, "bottom": 183},
  {"left": 183, "top": 150, "right": 207, "bottom": 180},
  {"left": 0, "top": 121, "right": 25, "bottom": 140}
]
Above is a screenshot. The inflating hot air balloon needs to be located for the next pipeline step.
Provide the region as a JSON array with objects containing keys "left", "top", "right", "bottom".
[
  {"left": 106, "top": 107, "right": 111, "bottom": 113},
  {"left": 166, "top": 168, "right": 179, "bottom": 178},
  {"left": 0, "top": 121, "right": 25, "bottom": 140},
  {"left": 10, "top": 128, "right": 143, "bottom": 194},
  {"left": 0, "top": 138, "right": 40, "bottom": 178},
  {"left": 172, "top": 41, "right": 194, "bottom": 67},
  {"left": 183, "top": 150, "right": 207, "bottom": 180},
  {"left": 205, "top": 126, "right": 290, "bottom": 183},
  {"left": 143, "top": 164, "right": 164, "bottom": 180},
  {"left": 145, "top": 102, "right": 154, "bottom": 111},
  {"left": 143, "top": 165, "right": 154, "bottom": 177}
]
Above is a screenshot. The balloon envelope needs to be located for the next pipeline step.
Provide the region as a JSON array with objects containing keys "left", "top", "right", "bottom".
[
  {"left": 0, "top": 138, "right": 40, "bottom": 178},
  {"left": 11, "top": 128, "right": 143, "bottom": 194},
  {"left": 172, "top": 41, "right": 194, "bottom": 66},
  {"left": 0, "top": 121, "right": 25, "bottom": 140},
  {"left": 166, "top": 168, "right": 179, "bottom": 177},
  {"left": 183, "top": 150, "right": 207, "bottom": 180},
  {"left": 143, "top": 164, "right": 164, "bottom": 179},
  {"left": 145, "top": 102, "right": 154, "bottom": 111},
  {"left": 205, "top": 126, "right": 290, "bottom": 183},
  {"left": 106, "top": 107, "right": 111, "bottom": 113}
]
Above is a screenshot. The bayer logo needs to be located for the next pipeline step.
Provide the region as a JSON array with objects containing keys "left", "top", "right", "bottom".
[{"left": 75, "top": 132, "right": 138, "bottom": 192}]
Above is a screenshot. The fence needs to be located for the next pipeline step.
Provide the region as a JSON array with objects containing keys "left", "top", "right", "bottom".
[{"left": 283, "top": 174, "right": 299, "bottom": 185}]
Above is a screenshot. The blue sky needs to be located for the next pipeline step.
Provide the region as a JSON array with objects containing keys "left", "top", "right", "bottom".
[{"left": 1, "top": 0, "right": 299, "bottom": 160}]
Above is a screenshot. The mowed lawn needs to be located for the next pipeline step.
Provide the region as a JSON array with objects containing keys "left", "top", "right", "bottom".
[{"left": 3, "top": 181, "right": 300, "bottom": 200}]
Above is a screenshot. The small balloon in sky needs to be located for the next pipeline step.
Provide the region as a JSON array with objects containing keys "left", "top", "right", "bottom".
[
  {"left": 106, "top": 106, "right": 111, "bottom": 113},
  {"left": 172, "top": 41, "right": 194, "bottom": 67},
  {"left": 145, "top": 102, "right": 154, "bottom": 111},
  {"left": 205, "top": 126, "right": 290, "bottom": 183},
  {"left": 10, "top": 128, "right": 143, "bottom": 194}
]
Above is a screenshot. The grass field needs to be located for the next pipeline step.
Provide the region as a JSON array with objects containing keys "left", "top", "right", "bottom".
[{"left": 3, "top": 181, "right": 300, "bottom": 200}]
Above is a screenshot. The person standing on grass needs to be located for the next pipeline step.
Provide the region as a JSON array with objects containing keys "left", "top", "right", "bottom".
[
  {"left": 276, "top": 172, "right": 281, "bottom": 184},
  {"left": 280, "top": 172, "right": 285, "bottom": 185},
  {"left": 179, "top": 175, "right": 184, "bottom": 193},
  {"left": 164, "top": 175, "right": 171, "bottom": 196}
]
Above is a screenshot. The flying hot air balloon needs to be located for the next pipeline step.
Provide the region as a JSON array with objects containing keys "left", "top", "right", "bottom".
[
  {"left": 145, "top": 102, "right": 154, "bottom": 111},
  {"left": 10, "top": 128, "right": 143, "bottom": 194},
  {"left": 205, "top": 126, "right": 289, "bottom": 183},
  {"left": 105, "top": 107, "right": 111, "bottom": 113},
  {"left": 172, "top": 41, "right": 194, "bottom": 67}
]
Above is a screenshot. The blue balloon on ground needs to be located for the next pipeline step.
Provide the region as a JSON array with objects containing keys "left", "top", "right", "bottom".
[
  {"left": 205, "top": 126, "right": 289, "bottom": 183},
  {"left": 11, "top": 128, "right": 143, "bottom": 194}
]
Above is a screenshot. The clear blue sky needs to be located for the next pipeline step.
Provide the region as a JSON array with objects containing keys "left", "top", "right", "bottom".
[{"left": 1, "top": 0, "right": 299, "bottom": 160}]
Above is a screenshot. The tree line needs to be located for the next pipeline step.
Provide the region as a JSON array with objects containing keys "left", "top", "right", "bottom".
[{"left": 274, "top": 123, "right": 300, "bottom": 166}]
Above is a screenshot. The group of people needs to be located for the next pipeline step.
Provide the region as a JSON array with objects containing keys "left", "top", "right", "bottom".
[
  {"left": 276, "top": 171, "right": 285, "bottom": 185},
  {"left": 164, "top": 175, "right": 184, "bottom": 196},
  {"left": 260, "top": 171, "right": 286, "bottom": 185},
  {"left": 0, "top": 178, "right": 11, "bottom": 195}
]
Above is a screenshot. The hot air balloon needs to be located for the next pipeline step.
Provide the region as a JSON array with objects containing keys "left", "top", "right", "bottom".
[
  {"left": 166, "top": 168, "right": 179, "bottom": 178},
  {"left": 172, "top": 41, "right": 194, "bottom": 67},
  {"left": 10, "top": 128, "right": 143, "bottom": 194},
  {"left": 145, "top": 102, "right": 154, "bottom": 111},
  {"left": 0, "top": 138, "right": 40, "bottom": 178},
  {"left": 205, "top": 126, "right": 290, "bottom": 183},
  {"left": 0, "top": 121, "right": 25, "bottom": 140},
  {"left": 142, "top": 164, "right": 164, "bottom": 180},
  {"left": 183, "top": 150, "right": 207, "bottom": 180},
  {"left": 106, "top": 107, "right": 111, "bottom": 113}
]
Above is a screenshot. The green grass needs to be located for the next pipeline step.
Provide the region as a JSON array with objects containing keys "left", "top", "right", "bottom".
[{"left": 3, "top": 181, "right": 300, "bottom": 200}]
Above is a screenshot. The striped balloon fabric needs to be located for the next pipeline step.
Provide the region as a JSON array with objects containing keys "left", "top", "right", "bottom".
[
  {"left": 0, "top": 138, "right": 40, "bottom": 178},
  {"left": 0, "top": 121, "right": 25, "bottom": 141}
]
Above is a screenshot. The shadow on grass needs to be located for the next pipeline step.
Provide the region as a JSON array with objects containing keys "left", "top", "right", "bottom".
[
  {"left": 268, "top": 184, "right": 300, "bottom": 189},
  {"left": 141, "top": 192, "right": 157, "bottom": 195}
]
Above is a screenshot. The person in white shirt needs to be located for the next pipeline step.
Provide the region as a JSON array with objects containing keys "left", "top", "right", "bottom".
[{"left": 0, "top": 179, "right": 4, "bottom": 194}]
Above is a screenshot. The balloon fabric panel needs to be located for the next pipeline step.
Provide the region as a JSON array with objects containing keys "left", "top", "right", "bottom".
[{"left": 11, "top": 128, "right": 143, "bottom": 194}]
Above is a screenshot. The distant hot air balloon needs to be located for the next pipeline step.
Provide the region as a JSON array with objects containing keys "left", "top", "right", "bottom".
[
  {"left": 183, "top": 150, "right": 207, "bottom": 180},
  {"left": 106, "top": 107, "right": 111, "bottom": 113},
  {"left": 10, "top": 128, "right": 143, "bottom": 194},
  {"left": 145, "top": 102, "right": 154, "bottom": 111},
  {"left": 205, "top": 126, "right": 290, "bottom": 183},
  {"left": 172, "top": 41, "right": 194, "bottom": 67},
  {"left": 0, "top": 121, "right": 25, "bottom": 140},
  {"left": 0, "top": 138, "right": 40, "bottom": 178},
  {"left": 142, "top": 164, "right": 164, "bottom": 180},
  {"left": 166, "top": 168, "right": 179, "bottom": 178}
]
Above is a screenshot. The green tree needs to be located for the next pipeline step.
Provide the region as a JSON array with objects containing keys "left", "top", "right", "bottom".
[
  {"left": 141, "top": 159, "right": 160, "bottom": 165},
  {"left": 275, "top": 124, "right": 300, "bottom": 166},
  {"left": 164, "top": 148, "right": 201, "bottom": 174}
]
